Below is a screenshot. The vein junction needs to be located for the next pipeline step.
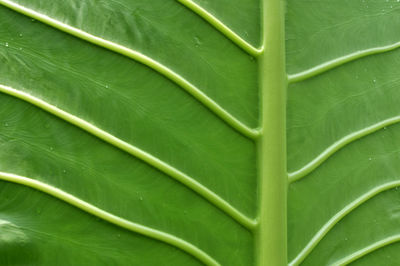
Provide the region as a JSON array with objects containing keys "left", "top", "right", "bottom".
[
  {"left": 176, "top": 0, "right": 263, "bottom": 57},
  {"left": 288, "top": 41, "right": 400, "bottom": 83},
  {"left": 0, "top": 0, "right": 266, "bottom": 263},
  {"left": 0, "top": 0, "right": 258, "bottom": 139},
  {"left": 288, "top": 116, "right": 400, "bottom": 183},
  {"left": 0, "top": 84, "right": 256, "bottom": 231}
]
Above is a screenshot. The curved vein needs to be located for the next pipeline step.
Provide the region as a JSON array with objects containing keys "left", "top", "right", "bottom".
[
  {"left": 288, "top": 116, "right": 400, "bottom": 183},
  {"left": 0, "top": 0, "right": 259, "bottom": 139},
  {"left": 176, "top": 0, "right": 263, "bottom": 57},
  {"left": 288, "top": 41, "right": 400, "bottom": 83},
  {"left": 289, "top": 180, "right": 400, "bottom": 266},
  {"left": 0, "top": 84, "right": 256, "bottom": 230},
  {"left": 332, "top": 235, "right": 400, "bottom": 266},
  {"left": 0, "top": 171, "right": 219, "bottom": 266}
]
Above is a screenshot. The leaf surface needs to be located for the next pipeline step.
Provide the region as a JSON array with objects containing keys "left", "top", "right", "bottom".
[
  {"left": 287, "top": 0, "right": 400, "bottom": 265},
  {"left": 2, "top": 0, "right": 400, "bottom": 265},
  {"left": 0, "top": 0, "right": 259, "bottom": 265}
]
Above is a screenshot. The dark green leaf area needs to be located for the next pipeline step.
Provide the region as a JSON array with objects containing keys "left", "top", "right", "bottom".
[{"left": 0, "top": 182, "right": 202, "bottom": 266}]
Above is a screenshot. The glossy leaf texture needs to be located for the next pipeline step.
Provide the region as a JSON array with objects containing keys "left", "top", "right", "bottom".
[
  {"left": 3, "top": 0, "right": 399, "bottom": 265},
  {"left": 287, "top": 0, "right": 400, "bottom": 265},
  {"left": 0, "top": 0, "right": 261, "bottom": 265}
]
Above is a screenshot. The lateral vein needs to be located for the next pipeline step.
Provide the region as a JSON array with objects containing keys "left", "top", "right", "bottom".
[
  {"left": 289, "top": 180, "right": 400, "bottom": 266},
  {"left": 0, "top": 84, "right": 256, "bottom": 230},
  {"left": 0, "top": 0, "right": 259, "bottom": 139},
  {"left": 288, "top": 41, "right": 400, "bottom": 83},
  {"left": 288, "top": 116, "right": 400, "bottom": 183},
  {"left": 332, "top": 235, "right": 400, "bottom": 266},
  {"left": 0, "top": 171, "right": 220, "bottom": 266},
  {"left": 176, "top": 0, "right": 263, "bottom": 57}
]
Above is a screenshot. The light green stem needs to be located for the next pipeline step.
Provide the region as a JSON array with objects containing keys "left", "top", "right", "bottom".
[{"left": 256, "top": 0, "right": 287, "bottom": 265}]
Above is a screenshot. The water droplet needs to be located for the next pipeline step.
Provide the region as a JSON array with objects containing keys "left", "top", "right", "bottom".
[
  {"left": 31, "top": 18, "right": 36, "bottom": 22},
  {"left": 368, "top": 157, "right": 372, "bottom": 161},
  {"left": 19, "top": 33, "right": 23, "bottom": 37},
  {"left": 4, "top": 122, "right": 8, "bottom": 127},
  {"left": 19, "top": 47, "right": 22, "bottom": 51},
  {"left": 373, "top": 79, "right": 376, "bottom": 83},
  {"left": 62, "top": 169, "right": 67, "bottom": 174},
  {"left": 105, "top": 85, "right": 109, "bottom": 89},
  {"left": 49, "top": 147, "right": 54, "bottom": 151},
  {"left": 117, "top": 234, "right": 121, "bottom": 237},
  {"left": 194, "top": 36, "right": 202, "bottom": 47},
  {"left": 344, "top": 237, "right": 348, "bottom": 241},
  {"left": 5, "top": 42, "right": 8, "bottom": 47},
  {"left": 139, "top": 196, "right": 143, "bottom": 201},
  {"left": 384, "top": 127, "right": 387, "bottom": 130}
]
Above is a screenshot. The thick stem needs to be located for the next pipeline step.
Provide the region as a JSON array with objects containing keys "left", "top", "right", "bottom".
[{"left": 256, "top": 0, "right": 287, "bottom": 265}]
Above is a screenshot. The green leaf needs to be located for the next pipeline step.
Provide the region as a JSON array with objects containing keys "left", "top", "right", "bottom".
[
  {"left": 287, "top": 0, "right": 400, "bottom": 265},
  {"left": 1, "top": 0, "right": 398, "bottom": 265},
  {"left": 0, "top": 0, "right": 263, "bottom": 265}
]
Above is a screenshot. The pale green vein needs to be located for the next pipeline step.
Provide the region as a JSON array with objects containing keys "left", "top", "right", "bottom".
[
  {"left": 176, "top": 0, "right": 263, "bottom": 57},
  {"left": 289, "top": 180, "right": 400, "bottom": 266},
  {"left": 288, "top": 116, "right": 400, "bottom": 183},
  {"left": 0, "top": 84, "right": 257, "bottom": 230},
  {"left": 332, "top": 235, "right": 400, "bottom": 266},
  {"left": 288, "top": 41, "right": 400, "bottom": 83},
  {"left": 0, "top": 0, "right": 259, "bottom": 140},
  {"left": 0, "top": 171, "right": 219, "bottom": 266}
]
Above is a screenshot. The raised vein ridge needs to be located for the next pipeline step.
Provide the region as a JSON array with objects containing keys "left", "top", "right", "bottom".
[
  {"left": 288, "top": 41, "right": 400, "bottom": 83},
  {"left": 289, "top": 180, "right": 400, "bottom": 266},
  {"left": 0, "top": 171, "right": 220, "bottom": 266},
  {"left": 0, "top": 0, "right": 259, "bottom": 139},
  {"left": 332, "top": 234, "right": 400, "bottom": 266},
  {"left": 256, "top": 0, "right": 288, "bottom": 265},
  {"left": 176, "top": 0, "right": 263, "bottom": 57},
  {"left": 0, "top": 84, "right": 257, "bottom": 230},
  {"left": 288, "top": 116, "right": 400, "bottom": 183}
]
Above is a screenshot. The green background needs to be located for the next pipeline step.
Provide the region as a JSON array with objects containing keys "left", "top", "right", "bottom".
[{"left": 1, "top": 0, "right": 400, "bottom": 265}]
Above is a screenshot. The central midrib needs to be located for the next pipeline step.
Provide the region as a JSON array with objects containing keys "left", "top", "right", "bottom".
[{"left": 256, "top": 0, "right": 287, "bottom": 265}]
